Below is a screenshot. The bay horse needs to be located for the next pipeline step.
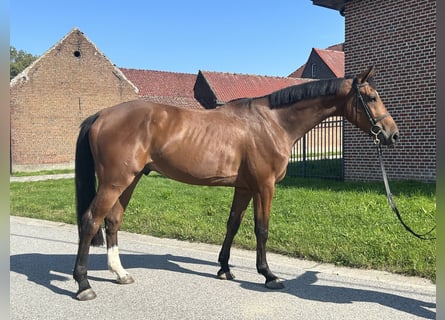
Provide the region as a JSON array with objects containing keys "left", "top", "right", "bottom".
[{"left": 73, "top": 66, "right": 399, "bottom": 300}]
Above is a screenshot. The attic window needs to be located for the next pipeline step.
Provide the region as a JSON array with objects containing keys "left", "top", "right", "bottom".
[
  {"left": 311, "top": 63, "right": 317, "bottom": 78},
  {"left": 73, "top": 50, "right": 81, "bottom": 58}
]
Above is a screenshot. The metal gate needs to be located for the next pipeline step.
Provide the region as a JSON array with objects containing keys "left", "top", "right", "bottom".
[{"left": 287, "top": 116, "right": 343, "bottom": 180}]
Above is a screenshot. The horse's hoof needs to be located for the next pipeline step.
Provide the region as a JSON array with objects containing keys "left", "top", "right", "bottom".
[
  {"left": 117, "top": 274, "right": 135, "bottom": 285},
  {"left": 76, "top": 288, "right": 97, "bottom": 301},
  {"left": 265, "top": 278, "right": 285, "bottom": 289},
  {"left": 217, "top": 270, "right": 235, "bottom": 280}
]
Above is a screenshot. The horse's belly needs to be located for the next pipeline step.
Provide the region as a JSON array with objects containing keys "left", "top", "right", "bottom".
[
  {"left": 149, "top": 147, "right": 240, "bottom": 187},
  {"left": 151, "top": 164, "right": 238, "bottom": 186}
]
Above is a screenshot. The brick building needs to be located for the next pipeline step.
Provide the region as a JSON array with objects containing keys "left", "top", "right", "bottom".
[
  {"left": 10, "top": 28, "right": 138, "bottom": 172},
  {"left": 314, "top": 0, "right": 436, "bottom": 182},
  {"left": 10, "top": 28, "right": 311, "bottom": 172}
]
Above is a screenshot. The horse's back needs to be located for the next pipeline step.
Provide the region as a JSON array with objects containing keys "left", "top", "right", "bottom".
[
  {"left": 88, "top": 101, "right": 247, "bottom": 186},
  {"left": 88, "top": 99, "right": 290, "bottom": 187}
]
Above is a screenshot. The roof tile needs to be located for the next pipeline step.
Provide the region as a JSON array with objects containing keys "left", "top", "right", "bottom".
[
  {"left": 288, "top": 43, "right": 344, "bottom": 78},
  {"left": 313, "top": 48, "right": 344, "bottom": 77},
  {"left": 199, "top": 71, "right": 310, "bottom": 103},
  {"left": 120, "top": 68, "right": 203, "bottom": 109}
]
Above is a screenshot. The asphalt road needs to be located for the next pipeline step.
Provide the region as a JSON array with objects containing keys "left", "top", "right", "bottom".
[{"left": 10, "top": 216, "right": 436, "bottom": 320}]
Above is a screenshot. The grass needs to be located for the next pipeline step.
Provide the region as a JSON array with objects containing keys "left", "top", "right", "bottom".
[
  {"left": 287, "top": 159, "right": 343, "bottom": 179},
  {"left": 10, "top": 173, "right": 436, "bottom": 282},
  {"left": 11, "top": 169, "right": 74, "bottom": 177}
]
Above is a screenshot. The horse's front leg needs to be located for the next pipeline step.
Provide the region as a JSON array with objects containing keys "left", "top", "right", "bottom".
[
  {"left": 106, "top": 175, "right": 142, "bottom": 284},
  {"left": 218, "top": 187, "right": 252, "bottom": 280},
  {"left": 253, "top": 185, "right": 284, "bottom": 289}
]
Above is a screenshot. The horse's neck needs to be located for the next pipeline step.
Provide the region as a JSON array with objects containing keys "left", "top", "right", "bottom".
[{"left": 273, "top": 98, "right": 340, "bottom": 145}]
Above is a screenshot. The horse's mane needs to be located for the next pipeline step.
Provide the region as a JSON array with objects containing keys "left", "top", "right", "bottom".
[{"left": 267, "top": 78, "right": 345, "bottom": 109}]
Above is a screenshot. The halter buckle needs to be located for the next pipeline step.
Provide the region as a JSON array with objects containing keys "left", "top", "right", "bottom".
[{"left": 371, "top": 125, "right": 382, "bottom": 144}]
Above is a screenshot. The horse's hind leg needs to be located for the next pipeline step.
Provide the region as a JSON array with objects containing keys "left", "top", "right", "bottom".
[
  {"left": 218, "top": 187, "right": 252, "bottom": 280},
  {"left": 105, "top": 174, "right": 143, "bottom": 284},
  {"left": 74, "top": 211, "right": 100, "bottom": 301},
  {"left": 74, "top": 186, "right": 123, "bottom": 301}
]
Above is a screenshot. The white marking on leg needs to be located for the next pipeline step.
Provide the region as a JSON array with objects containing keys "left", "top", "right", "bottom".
[{"left": 107, "top": 245, "right": 129, "bottom": 281}]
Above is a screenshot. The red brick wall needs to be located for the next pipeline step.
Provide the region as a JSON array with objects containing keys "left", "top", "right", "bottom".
[
  {"left": 343, "top": 0, "right": 436, "bottom": 181},
  {"left": 10, "top": 29, "right": 138, "bottom": 171}
]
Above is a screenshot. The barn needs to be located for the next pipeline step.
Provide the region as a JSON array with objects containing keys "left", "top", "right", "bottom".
[
  {"left": 9, "top": 28, "right": 310, "bottom": 173},
  {"left": 10, "top": 28, "right": 139, "bottom": 172}
]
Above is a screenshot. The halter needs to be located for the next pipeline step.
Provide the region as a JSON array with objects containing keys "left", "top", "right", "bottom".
[
  {"left": 352, "top": 78, "right": 435, "bottom": 240},
  {"left": 352, "top": 78, "right": 390, "bottom": 144},
  {"left": 377, "top": 146, "right": 436, "bottom": 240}
]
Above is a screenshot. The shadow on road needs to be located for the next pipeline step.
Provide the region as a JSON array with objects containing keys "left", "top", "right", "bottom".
[
  {"left": 11, "top": 253, "right": 435, "bottom": 319},
  {"left": 239, "top": 271, "right": 436, "bottom": 319},
  {"left": 10, "top": 252, "right": 217, "bottom": 298}
]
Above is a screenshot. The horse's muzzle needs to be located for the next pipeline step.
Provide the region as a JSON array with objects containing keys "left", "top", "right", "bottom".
[
  {"left": 378, "top": 129, "right": 399, "bottom": 146},
  {"left": 389, "top": 132, "right": 399, "bottom": 145}
]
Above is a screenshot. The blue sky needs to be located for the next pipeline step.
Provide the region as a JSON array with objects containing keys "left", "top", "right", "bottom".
[{"left": 10, "top": 1, "right": 344, "bottom": 77}]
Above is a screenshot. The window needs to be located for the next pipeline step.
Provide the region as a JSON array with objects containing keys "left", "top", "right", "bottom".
[{"left": 311, "top": 63, "right": 317, "bottom": 78}]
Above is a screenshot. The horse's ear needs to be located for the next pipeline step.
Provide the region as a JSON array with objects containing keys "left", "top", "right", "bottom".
[{"left": 357, "top": 66, "right": 376, "bottom": 83}]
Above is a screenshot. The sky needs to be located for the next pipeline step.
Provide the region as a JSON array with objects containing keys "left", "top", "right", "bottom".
[{"left": 10, "top": 1, "right": 344, "bottom": 77}]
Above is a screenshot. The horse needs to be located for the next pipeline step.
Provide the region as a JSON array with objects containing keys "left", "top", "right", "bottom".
[{"left": 73, "top": 66, "right": 399, "bottom": 301}]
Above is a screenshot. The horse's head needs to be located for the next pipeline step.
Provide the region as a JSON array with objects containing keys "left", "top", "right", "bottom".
[{"left": 347, "top": 66, "right": 399, "bottom": 146}]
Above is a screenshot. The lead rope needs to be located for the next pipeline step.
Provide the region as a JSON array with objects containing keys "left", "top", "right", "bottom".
[{"left": 377, "top": 145, "right": 436, "bottom": 240}]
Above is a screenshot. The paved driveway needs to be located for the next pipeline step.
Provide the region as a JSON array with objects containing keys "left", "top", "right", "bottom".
[{"left": 10, "top": 216, "right": 436, "bottom": 320}]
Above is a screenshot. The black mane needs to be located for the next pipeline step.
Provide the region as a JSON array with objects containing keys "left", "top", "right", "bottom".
[{"left": 267, "top": 78, "right": 345, "bottom": 109}]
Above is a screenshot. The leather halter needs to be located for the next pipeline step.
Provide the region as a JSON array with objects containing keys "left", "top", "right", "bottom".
[
  {"left": 352, "top": 78, "right": 390, "bottom": 144},
  {"left": 352, "top": 79, "right": 436, "bottom": 240}
]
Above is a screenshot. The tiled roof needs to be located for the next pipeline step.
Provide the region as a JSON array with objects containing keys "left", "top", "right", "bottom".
[
  {"left": 139, "top": 95, "right": 203, "bottom": 109},
  {"left": 288, "top": 64, "right": 306, "bottom": 78},
  {"left": 198, "top": 71, "right": 310, "bottom": 103},
  {"left": 325, "top": 43, "right": 344, "bottom": 51},
  {"left": 288, "top": 43, "right": 344, "bottom": 78},
  {"left": 313, "top": 48, "right": 344, "bottom": 78},
  {"left": 120, "top": 68, "right": 203, "bottom": 109}
]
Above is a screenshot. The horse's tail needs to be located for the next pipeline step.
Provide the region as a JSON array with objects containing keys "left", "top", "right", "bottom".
[{"left": 75, "top": 113, "right": 104, "bottom": 246}]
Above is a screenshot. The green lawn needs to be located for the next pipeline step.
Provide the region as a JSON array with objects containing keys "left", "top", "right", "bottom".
[
  {"left": 287, "top": 158, "right": 343, "bottom": 179},
  {"left": 10, "top": 173, "right": 436, "bottom": 282}
]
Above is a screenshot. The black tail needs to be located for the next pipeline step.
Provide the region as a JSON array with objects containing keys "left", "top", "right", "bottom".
[{"left": 75, "top": 113, "right": 104, "bottom": 246}]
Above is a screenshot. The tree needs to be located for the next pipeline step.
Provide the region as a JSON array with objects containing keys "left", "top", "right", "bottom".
[{"left": 10, "top": 46, "right": 39, "bottom": 80}]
